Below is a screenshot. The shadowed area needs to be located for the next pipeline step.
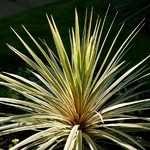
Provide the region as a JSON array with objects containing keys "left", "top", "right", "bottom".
[{"left": 0, "top": 0, "right": 58, "bottom": 18}]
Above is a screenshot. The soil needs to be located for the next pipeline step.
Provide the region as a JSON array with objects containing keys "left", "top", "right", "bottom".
[{"left": 0, "top": 131, "right": 34, "bottom": 150}]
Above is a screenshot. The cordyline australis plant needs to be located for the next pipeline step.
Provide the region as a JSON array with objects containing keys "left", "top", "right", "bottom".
[{"left": 0, "top": 6, "right": 150, "bottom": 150}]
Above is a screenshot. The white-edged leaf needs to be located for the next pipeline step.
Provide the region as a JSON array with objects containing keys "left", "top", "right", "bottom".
[{"left": 64, "top": 125, "right": 79, "bottom": 150}]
